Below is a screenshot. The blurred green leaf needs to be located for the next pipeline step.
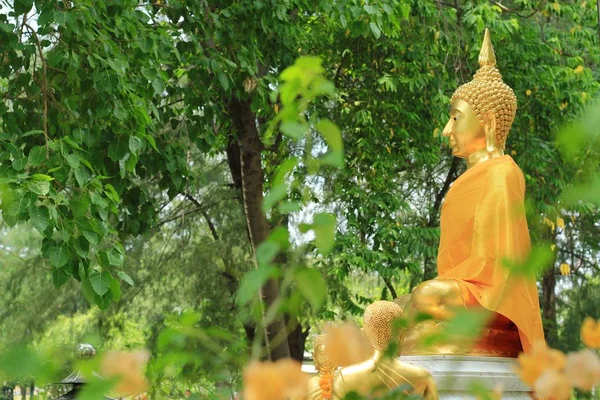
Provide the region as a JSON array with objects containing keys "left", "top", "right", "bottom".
[
  {"left": 313, "top": 212, "right": 336, "bottom": 255},
  {"left": 237, "top": 265, "right": 280, "bottom": 305},
  {"left": 295, "top": 267, "right": 326, "bottom": 311}
]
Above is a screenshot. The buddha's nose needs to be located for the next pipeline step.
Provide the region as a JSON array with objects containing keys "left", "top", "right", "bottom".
[{"left": 442, "top": 120, "right": 452, "bottom": 137}]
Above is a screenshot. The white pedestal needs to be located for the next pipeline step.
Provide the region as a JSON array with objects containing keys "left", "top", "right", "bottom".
[{"left": 402, "top": 355, "right": 532, "bottom": 399}]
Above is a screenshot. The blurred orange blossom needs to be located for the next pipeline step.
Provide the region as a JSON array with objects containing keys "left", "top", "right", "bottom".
[
  {"left": 533, "top": 370, "right": 572, "bottom": 400},
  {"left": 515, "top": 341, "right": 566, "bottom": 386},
  {"left": 581, "top": 317, "right": 600, "bottom": 348},
  {"left": 323, "top": 322, "right": 373, "bottom": 367},
  {"left": 565, "top": 349, "right": 600, "bottom": 391},
  {"left": 243, "top": 359, "right": 309, "bottom": 400},
  {"left": 100, "top": 350, "right": 150, "bottom": 396}
]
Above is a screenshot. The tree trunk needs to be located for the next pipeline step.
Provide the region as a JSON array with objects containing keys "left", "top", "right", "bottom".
[
  {"left": 540, "top": 226, "right": 559, "bottom": 347},
  {"left": 229, "top": 96, "right": 291, "bottom": 361},
  {"left": 541, "top": 265, "right": 559, "bottom": 347},
  {"left": 286, "top": 315, "right": 310, "bottom": 362}
]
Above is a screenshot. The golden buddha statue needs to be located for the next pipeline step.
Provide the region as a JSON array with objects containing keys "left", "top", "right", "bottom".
[
  {"left": 333, "top": 301, "right": 438, "bottom": 399},
  {"left": 305, "top": 334, "right": 335, "bottom": 400},
  {"left": 399, "top": 29, "right": 544, "bottom": 357}
]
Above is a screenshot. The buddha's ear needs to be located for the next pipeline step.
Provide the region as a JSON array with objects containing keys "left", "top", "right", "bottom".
[{"left": 483, "top": 110, "right": 497, "bottom": 151}]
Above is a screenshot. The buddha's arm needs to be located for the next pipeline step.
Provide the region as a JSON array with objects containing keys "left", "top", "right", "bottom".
[
  {"left": 406, "top": 165, "right": 527, "bottom": 320},
  {"left": 440, "top": 165, "right": 527, "bottom": 280}
]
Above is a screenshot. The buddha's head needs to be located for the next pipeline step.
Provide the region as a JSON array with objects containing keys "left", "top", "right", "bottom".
[
  {"left": 363, "top": 301, "right": 404, "bottom": 351},
  {"left": 313, "top": 334, "right": 334, "bottom": 373},
  {"left": 443, "top": 29, "right": 517, "bottom": 158}
]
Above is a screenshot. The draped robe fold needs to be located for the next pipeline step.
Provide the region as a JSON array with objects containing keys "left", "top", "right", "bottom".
[{"left": 437, "top": 155, "right": 544, "bottom": 352}]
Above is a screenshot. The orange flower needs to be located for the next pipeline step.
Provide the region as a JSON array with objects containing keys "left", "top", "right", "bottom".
[
  {"left": 319, "top": 371, "right": 334, "bottom": 399},
  {"left": 534, "top": 370, "right": 572, "bottom": 400},
  {"left": 581, "top": 317, "right": 600, "bottom": 348},
  {"left": 243, "top": 359, "right": 309, "bottom": 400},
  {"left": 323, "top": 322, "right": 373, "bottom": 367},
  {"left": 515, "top": 341, "right": 566, "bottom": 386},
  {"left": 565, "top": 349, "right": 600, "bottom": 391},
  {"left": 100, "top": 350, "right": 150, "bottom": 396}
]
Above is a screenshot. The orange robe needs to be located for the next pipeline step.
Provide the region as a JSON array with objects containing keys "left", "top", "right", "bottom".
[{"left": 437, "top": 155, "right": 544, "bottom": 352}]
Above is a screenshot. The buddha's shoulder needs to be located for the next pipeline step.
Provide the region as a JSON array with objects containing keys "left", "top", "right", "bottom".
[{"left": 480, "top": 156, "right": 525, "bottom": 188}]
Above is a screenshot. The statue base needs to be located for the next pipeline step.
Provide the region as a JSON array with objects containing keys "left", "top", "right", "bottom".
[{"left": 402, "top": 355, "right": 532, "bottom": 399}]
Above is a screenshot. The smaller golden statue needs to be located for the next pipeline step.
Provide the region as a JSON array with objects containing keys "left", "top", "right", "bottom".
[
  {"left": 333, "top": 301, "right": 438, "bottom": 399},
  {"left": 305, "top": 334, "right": 336, "bottom": 400}
]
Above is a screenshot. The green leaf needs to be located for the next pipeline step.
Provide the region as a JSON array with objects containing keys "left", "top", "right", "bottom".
[
  {"left": 82, "top": 230, "right": 100, "bottom": 246},
  {"left": 313, "top": 212, "right": 336, "bottom": 255},
  {"left": 107, "top": 58, "right": 128, "bottom": 75},
  {"left": 268, "top": 226, "right": 290, "bottom": 251},
  {"left": 71, "top": 196, "right": 90, "bottom": 218},
  {"left": 14, "top": 0, "right": 34, "bottom": 15},
  {"left": 278, "top": 201, "right": 301, "bottom": 213},
  {"left": 29, "top": 205, "right": 50, "bottom": 233},
  {"left": 74, "top": 235, "right": 90, "bottom": 258},
  {"left": 141, "top": 66, "right": 157, "bottom": 81},
  {"left": 6, "top": 191, "right": 31, "bottom": 216},
  {"left": 28, "top": 146, "right": 46, "bottom": 166},
  {"left": 146, "top": 135, "right": 159, "bottom": 152},
  {"left": 52, "top": 266, "right": 70, "bottom": 288},
  {"left": 81, "top": 277, "right": 96, "bottom": 305},
  {"left": 502, "top": 245, "right": 554, "bottom": 277},
  {"left": 255, "top": 240, "right": 280, "bottom": 267},
  {"left": 137, "top": 35, "right": 153, "bottom": 53},
  {"left": 0, "top": 346, "right": 44, "bottom": 379},
  {"left": 90, "top": 192, "right": 109, "bottom": 209},
  {"left": 237, "top": 265, "right": 279, "bottom": 305},
  {"left": 74, "top": 166, "right": 91, "bottom": 188},
  {"left": 28, "top": 181, "right": 50, "bottom": 196},
  {"left": 65, "top": 153, "right": 81, "bottom": 169},
  {"left": 107, "top": 248, "right": 124, "bottom": 267},
  {"left": 108, "top": 136, "right": 128, "bottom": 162},
  {"left": 76, "top": 377, "right": 115, "bottom": 400},
  {"left": 280, "top": 122, "right": 307, "bottom": 139},
  {"left": 152, "top": 78, "right": 164, "bottom": 95},
  {"left": 262, "top": 183, "right": 288, "bottom": 212},
  {"left": 48, "top": 245, "right": 70, "bottom": 268},
  {"left": 118, "top": 271, "right": 135, "bottom": 286},
  {"left": 369, "top": 22, "right": 381, "bottom": 39},
  {"left": 110, "top": 278, "right": 121, "bottom": 302},
  {"left": 128, "top": 135, "right": 143, "bottom": 155},
  {"left": 316, "top": 119, "right": 345, "bottom": 168},
  {"left": 0, "top": 22, "right": 15, "bottom": 32},
  {"left": 295, "top": 268, "right": 326, "bottom": 311},
  {"left": 446, "top": 309, "right": 492, "bottom": 339},
  {"left": 104, "top": 184, "right": 121, "bottom": 203},
  {"left": 31, "top": 174, "right": 54, "bottom": 181},
  {"left": 218, "top": 72, "right": 229, "bottom": 91},
  {"left": 89, "top": 270, "right": 112, "bottom": 296},
  {"left": 12, "top": 157, "right": 26, "bottom": 171},
  {"left": 63, "top": 136, "right": 83, "bottom": 150}
]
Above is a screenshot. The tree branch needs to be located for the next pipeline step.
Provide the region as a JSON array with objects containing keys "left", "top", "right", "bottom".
[
  {"left": 382, "top": 275, "right": 398, "bottom": 299},
  {"left": 429, "top": 157, "right": 459, "bottom": 226},
  {"left": 490, "top": 1, "right": 538, "bottom": 18}
]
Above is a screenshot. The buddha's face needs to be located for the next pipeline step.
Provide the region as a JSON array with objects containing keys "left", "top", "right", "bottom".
[
  {"left": 313, "top": 344, "right": 333, "bottom": 372},
  {"left": 442, "top": 98, "right": 486, "bottom": 158}
]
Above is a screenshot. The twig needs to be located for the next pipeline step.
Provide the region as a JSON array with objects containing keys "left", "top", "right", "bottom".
[{"left": 490, "top": 1, "right": 538, "bottom": 18}]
